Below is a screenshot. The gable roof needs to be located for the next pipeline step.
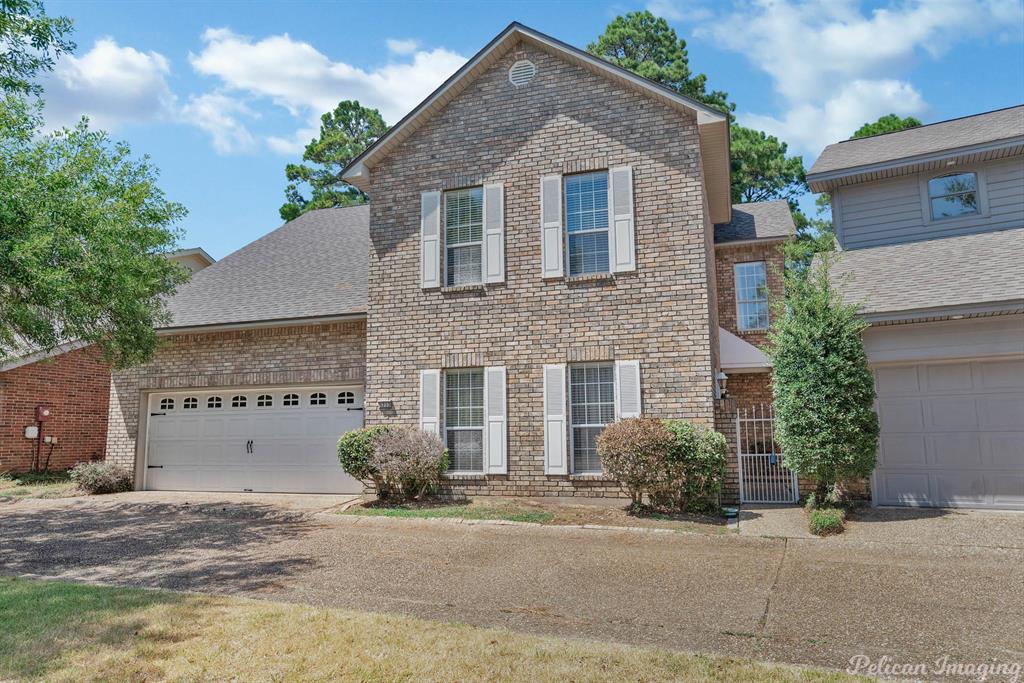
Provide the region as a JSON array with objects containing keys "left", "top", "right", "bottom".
[
  {"left": 714, "top": 200, "right": 795, "bottom": 244},
  {"left": 341, "top": 22, "right": 732, "bottom": 224},
  {"left": 161, "top": 206, "right": 369, "bottom": 331},
  {"left": 168, "top": 247, "right": 216, "bottom": 270},
  {"left": 808, "top": 105, "right": 1024, "bottom": 192},
  {"left": 828, "top": 227, "right": 1024, "bottom": 322}
]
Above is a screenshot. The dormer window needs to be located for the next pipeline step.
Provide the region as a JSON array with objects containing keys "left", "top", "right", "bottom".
[{"left": 928, "top": 172, "right": 978, "bottom": 220}]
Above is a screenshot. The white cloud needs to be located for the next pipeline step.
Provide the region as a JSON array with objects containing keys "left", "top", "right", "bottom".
[
  {"left": 740, "top": 79, "right": 927, "bottom": 155},
  {"left": 42, "top": 37, "right": 176, "bottom": 130},
  {"left": 181, "top": 92, "right": 258, "bottom": 154},
  {"left": 386, "top": 38, "right": 420, "bottom": 55},
  {"left": 699, "top": 0, "right": 1022, "bottom": 158},
  {"left": 189, "top": 28, "right": 467, "bottom": 154},
  {"left": 645, "top": 0, "right": 713, "bottom": 23}
]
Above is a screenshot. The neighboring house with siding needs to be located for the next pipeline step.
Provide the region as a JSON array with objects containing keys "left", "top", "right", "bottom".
[
  {"left": 808, "top": 105, "right": 1024, "bottom": 510},
  {"left": 105, "top": 23, "right": 792, "bottom": 505}
]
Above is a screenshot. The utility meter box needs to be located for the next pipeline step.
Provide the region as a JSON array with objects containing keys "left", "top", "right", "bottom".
[
  {"left": 35, "top": 406, "right": 52, "bottom": 421},
  {"left": 24, "top": 425, "right": 39, "bottom": 439}
]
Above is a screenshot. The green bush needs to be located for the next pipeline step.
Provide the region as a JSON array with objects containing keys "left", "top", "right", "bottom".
[
  {"left": 656, "top": 421, "right": 728, "bottom": 513},
  {"left": 768, "top": 253, "right": 879, "bottom": 498},
  {"left": 337, "top": 426, "right": 390, "bottom": 491},
  {"left": 370, "top": 427, "right": 448, "bottom": 500},
  {"left": 69, "top": 462, "right": 132, "bottom": 495},
  {"left": 596, "top": 417, "right": 675, "bottom": 505},
  {"left": 808, "top": 507, "right": 845, "bottom": 536}
]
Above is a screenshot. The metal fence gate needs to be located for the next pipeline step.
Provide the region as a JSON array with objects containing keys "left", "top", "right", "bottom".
[{"left": 737, "top": 404, "right": 799, "bottom": 504}]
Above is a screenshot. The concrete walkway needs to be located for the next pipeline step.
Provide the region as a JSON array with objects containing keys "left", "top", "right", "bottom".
[{"left": 2, "top": 495, "right": 1022, "bottom": 674}]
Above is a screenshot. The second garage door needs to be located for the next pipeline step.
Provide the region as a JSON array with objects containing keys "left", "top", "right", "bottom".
[
  {"left": 144, "top": 386, "right": 365, "bottom": 494},
  {"left": 873, "top": 358, "right": 1024, "bottom": 509}
]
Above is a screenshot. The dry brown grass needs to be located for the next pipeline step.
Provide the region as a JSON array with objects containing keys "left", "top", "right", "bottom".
[{"left": 0, "top": 577, "right": 864, "bottom": 682}]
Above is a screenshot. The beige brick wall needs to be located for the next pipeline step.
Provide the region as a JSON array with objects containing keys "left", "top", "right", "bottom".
[
  {"left": 106, "top": 320, "right": 366, "bottom": 470},
  {"left": 363, "top": 42, "right": 716, "bottom": 498},
  {"left": 715, "top": 241, "right": 785, "bottom": 348}
]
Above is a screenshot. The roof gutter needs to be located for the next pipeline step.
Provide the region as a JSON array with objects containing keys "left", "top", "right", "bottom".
[
  {"left": 860, "top": 300, "right": 1024, "bottom": 325},
  {"left": 713, "top": 236, "right": 790, "bottom": 249},
  {"left": 157, "top": 312, "right": 367, "bottom": 336}
]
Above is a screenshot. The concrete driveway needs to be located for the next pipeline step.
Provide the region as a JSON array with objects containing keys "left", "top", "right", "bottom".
[{"left": 2, "top": 494, "right": 1022, "bottom": 675}]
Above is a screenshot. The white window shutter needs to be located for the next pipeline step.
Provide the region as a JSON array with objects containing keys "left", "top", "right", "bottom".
[
  {"left": 483, "top": 366, "right": 507, "bottom": 474},
  {"left": 540, "top": 175, "right": 564, "bottom": 278},
  {"left": 615, "top": 360, "right": 642, "bottom": 419},
  {"left": 609, "top": 166, "right": 636, "bottom": 273},
  {"left": 420, "top": 369, "right": 441, "bottom": 435},
  {"left": 420, "top": 191, "right": 441, "bottom": 288},
  {"left": 543, "top": 363, "right": 568, "bottom": 474},
  {"left": 482, "top": 183, "right": 505, "bottom": 284}
]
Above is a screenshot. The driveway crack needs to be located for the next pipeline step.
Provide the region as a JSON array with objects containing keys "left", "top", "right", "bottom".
[{"left": 757, "top": 537, "right": 787, "bottom": 635}]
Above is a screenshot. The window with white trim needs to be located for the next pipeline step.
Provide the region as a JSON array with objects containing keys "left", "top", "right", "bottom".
[
  {"left": 928, "top": 172, "right": 978, "bottom": 220},
  {"left": 444, "top": 368, "right": 484, "bottom": 472},
  {"left": 183, "top": 397, "right": 198, "bottom": 409},
  {"left": 283, "top": 393, "right": 298, "bottom": 406},
  {"left": 565, "top": 172, "right": 609, "bottom": 276},
  {"left": 310, "top": 392, "right": 326, "bottom": 406},
  {"left": 338, "top": 391, "right": 355, "bottom": 405},
  {"left": 231, "top": 395, "right": 247, "bottom": 408},
  {"left": 207, "top": 396, "right": 222, "bottom": 409},
  {"left": 159, "top": 398, "right": 174, "bottom": 410},
  {"left": 444, "top": 187, "right": 483, "bottom": 286},
  {"left": 256, "top": 394, "right": 272, "bottom": 408},
  {"left": 735, "top": 261, "right": 769, "bottom": 331},
  {"left": 569, "top": 363, "right": 614, "bottom": 473}
]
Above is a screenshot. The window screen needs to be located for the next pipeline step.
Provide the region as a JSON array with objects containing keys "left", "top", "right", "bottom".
[
  {"left": 735, "top": 261, "right": 769, "bottom": 331},
  {"left": 445, "top": 368, "right": 484, "bottom": 472},
  {"left": 565, "top": 172, "right": 610, "bottom": 276},
  {"left": 570, "top": 363, "right": 615, "bottom": 473},
  {"left": 445, "top": 188, "right": 484, "bottom": 286}
]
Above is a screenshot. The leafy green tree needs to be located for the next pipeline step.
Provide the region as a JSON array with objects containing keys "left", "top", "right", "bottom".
[
  {"left": 730, "top": 125, "right": 807, "bottom": 206},
  {"left": 1, "top": 99, "right": 188, "bottom": 367},
  {"left": 851, "top": 113, "right": 922, "bottom": 139},
  {"left": 280, "top": 101, "right": 388, "bottom": 221},
  {"left": 0, "top": 0, "right": 74, "bottom": 97},
  {"left": 767, "top": 255, "right": 879, "bottom": 498},
  {"left": 586, "top": 11, "right": 731, "bottom": 113}
]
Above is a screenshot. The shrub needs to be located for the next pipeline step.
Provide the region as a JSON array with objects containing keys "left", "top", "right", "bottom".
[
  {"left": 808, "top": 507, "right": 845, "bottom": 536},
  {"left": 803, "top": 492, "right": 817, "bottom": 512},
  {"left": 768, "top": 253, "right": 879, "bottom": 498},
  {"left": 656, "top": 421, "right": 728, "bottom": 513},
  {"left": 369, "top": 427, "right": 448, "bottom": 500},
  {"left": 596, "top": 417, "right": 674, "bottom": 506},
  {"left": 338, "top": 425, "right": 390, "bottom": 492},
  {"left": 69, "top": 462, "right": 133, "bottom": 495}
]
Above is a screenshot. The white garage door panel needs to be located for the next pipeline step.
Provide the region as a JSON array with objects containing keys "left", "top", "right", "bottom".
[
  {"left": 873, "top": 359, "right": 1024, "bottom": 510},
  {"left": 145, "top": 386, "right": 364, "bottom": 494}
]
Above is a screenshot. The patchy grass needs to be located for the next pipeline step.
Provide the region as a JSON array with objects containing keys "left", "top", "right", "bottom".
[
  {"left": 809, "top": 508, "right": 846, "bottom": 536},
  {"left": 343, "top": 497, "right": 730, "bottom": 534},
  {"left": 0, "top": 577, "right": 865, "bottom": 682},
  {"left": 0, "top": 470, "right": 78, "bottom": 502}
]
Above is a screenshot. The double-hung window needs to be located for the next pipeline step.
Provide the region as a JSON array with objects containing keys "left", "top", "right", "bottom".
[
  {"left": 569, "top": 363, "right": 615, "bottom": 473},
  {"left": 444, "top": 187, "right": 483, "bottom": 286},
  {"left": 928, "top": 172, "right": 979, "bottom": 220},
  {"left": 445, "top": 368, "right": 484, "bottom": 472},
  {"left": 735, "top": 261, "right": 769, "bottom": 332},
  {"left": 565, "top": 172, "right": 610, "bottom": 276}
]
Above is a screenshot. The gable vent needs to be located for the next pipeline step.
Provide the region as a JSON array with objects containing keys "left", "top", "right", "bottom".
[{"left": 508, "top": 60, "right": 536, "bottom": 87}]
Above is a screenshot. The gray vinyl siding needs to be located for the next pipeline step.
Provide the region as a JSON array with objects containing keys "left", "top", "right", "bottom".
[{"left": 835, "top": 156, "right": 1024, "bottom": 250}]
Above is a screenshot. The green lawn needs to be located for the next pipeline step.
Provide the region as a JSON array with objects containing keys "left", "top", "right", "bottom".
[
  {"left": 0, "top": 471, "right": 78, "bottom": 502},
  {"left": 344, "top": 502, "right": 555, "bottom": 524},
  {"left": 0, "top": 577, "right": 865, "bottom": 682}
]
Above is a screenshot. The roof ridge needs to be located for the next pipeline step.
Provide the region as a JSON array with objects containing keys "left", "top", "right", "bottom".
[{"left": 830, "top": 104, "right": 1024, "bottom": 147}]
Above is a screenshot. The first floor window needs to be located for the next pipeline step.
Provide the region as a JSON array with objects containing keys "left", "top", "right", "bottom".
[
  {"left": 735, "top": 261, "right": 769, "bottom": 331},
  {"left": 570, "top": 363, "right": 615, "bottom": 473},
  {"left": 565, "top": 171, "right": 610, "bottom": 276},
  {"left": 445, "top": 187, "right": 483, "bottom": 286},
  {"left": 445, "top": 368, "right": 484, "bottom": 472}
]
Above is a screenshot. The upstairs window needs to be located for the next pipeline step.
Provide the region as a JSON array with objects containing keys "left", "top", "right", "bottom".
[
  {"left": 444, "top": 369, "right": 484, "bottom": 472},
  {"left": 735, "top": 261, "right": 769, "bottom": 332},
  {"left": 565, "top": 172, "right": 609, "bottom": 275},
  {"left": 928, "top": 172, "right": 979, "bottom": 220},
  {"left": 444, "top": 187, "right": 483, "bottom": 286}
]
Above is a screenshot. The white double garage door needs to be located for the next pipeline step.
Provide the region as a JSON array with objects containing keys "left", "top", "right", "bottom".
[
  {"left": 143, "top": 386, "right": 365, "bottom": 494},
  {"left": 873, "top": 357, "right": 1024, "bottom": 510}
]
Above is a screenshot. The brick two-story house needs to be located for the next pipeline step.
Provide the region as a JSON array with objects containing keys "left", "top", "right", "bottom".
[{"left": 104, "top": 23, "right": 793, "bottom": 504}]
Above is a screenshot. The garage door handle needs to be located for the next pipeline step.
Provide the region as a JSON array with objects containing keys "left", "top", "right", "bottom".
[
  {"left": 347, "top": 407, "right": 364, "bottom": 411},
  {"left": 147, "top": 465, "right": 163, "bottom": 469},
  {"left": 150, "top": 412, "right": 166, "bottom": 417}
]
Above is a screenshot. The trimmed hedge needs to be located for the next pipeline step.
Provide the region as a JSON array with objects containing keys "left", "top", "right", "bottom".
[{"left": 69, "top": 462, "right": 133, "bottom": 495}]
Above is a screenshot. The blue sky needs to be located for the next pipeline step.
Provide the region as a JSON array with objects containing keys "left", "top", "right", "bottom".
[{"left": 44, "top": 0, "right": 1024, "bottom": 258}]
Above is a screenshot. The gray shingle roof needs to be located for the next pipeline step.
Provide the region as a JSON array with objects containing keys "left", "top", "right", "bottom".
[
  {"left": 829, "top": 228, "right": 1024, "bottom": 318},
  {"left": 809, "top": 106, "right": 1024, "bottom": 177},
  {"left": 164, "top": 206, "right": 369, "bottom": 329},
  {"left": 714, "top": 200, "right": 796, "bottom": 244}
]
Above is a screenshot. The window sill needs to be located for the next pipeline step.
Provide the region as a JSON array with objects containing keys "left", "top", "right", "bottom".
[
  {"left": 442, "top": 472, "right": 487, "bottom": 480},
  {"left": 564, "top": 272, "right": 615, "bottom": 284},
  {"left": 441, "top": 283, "right": 486, "bottom": 294},
  {"left": 736, "top": 328, "right": 769, "bottom": 335},
  {"left": 569, "top": 473, "right": 615, "bottom": 481}
]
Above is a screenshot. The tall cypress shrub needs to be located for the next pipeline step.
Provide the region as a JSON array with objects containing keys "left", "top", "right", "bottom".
[{"left": 767, "top": 252, "right": 879, "bottom": 498}]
